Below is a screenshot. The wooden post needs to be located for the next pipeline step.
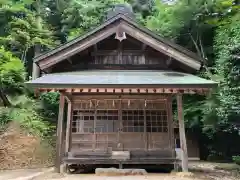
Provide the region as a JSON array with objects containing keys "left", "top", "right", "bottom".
[
  {"left": 93, "top": 101, "right": 97, "bottom": 150},
  {"left": 167, "top": 97, "right": 174, "bottom": 156},
  {"left": 144, "top": 100, "right": 147, "bottom": 151},
  {"left": 118, "top": 100, "right": 123, "bottom": 150},
  {"left": 177, "top": 94, "right": 188, "bottom": 172},
  {"left": 55, "top": 93, "right": 65, "bottom": 173},
  {"left": 65, "top": 99, "right": 72, "bottom": 154}
]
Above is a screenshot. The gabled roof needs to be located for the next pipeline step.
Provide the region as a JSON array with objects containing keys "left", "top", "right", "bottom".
[
  {"left": 27, "top": 70, "right": 216, "bottom": 89},
  {"left": 35, "top": 14, "right": 202, "bottom": 70}
]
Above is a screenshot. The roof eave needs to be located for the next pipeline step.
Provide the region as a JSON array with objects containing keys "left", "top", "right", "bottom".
[{"left": 26, "top": 82, "right": 217, "bottom": 89}]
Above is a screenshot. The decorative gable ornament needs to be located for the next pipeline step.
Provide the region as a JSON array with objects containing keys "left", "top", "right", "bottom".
[{"left": 115, "top": 29, "right": 127, "bottom": 42}]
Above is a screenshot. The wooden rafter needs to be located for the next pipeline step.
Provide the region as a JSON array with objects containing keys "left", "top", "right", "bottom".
[{"left": 37, "top": 87, "right": 211, "bottom": 95}]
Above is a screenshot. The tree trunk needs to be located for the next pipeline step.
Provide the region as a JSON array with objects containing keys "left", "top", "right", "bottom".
[
  {"left": 0, "top": 87, "right": 11, "bottom": 107},
  {"left": 32, "top": 0, "right": 42, "bottom": 79}
]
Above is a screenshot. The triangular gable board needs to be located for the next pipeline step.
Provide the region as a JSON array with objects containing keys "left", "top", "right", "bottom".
[{"left": 35, "top": 14, "right": 202, "bottom": 70}]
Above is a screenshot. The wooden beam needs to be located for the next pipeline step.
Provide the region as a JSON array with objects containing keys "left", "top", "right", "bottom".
[
  {"left": 55, "top": 93, "right": 65, "bottom": 173},
  {"left": 65, "top": 99, "right": 72, "bottom": 154},
  {"left": 67, "top": 58, "right": 72, "bottom": 64},
  {"left": 117, "top": 41, "right": 122, "bottom": 64},
  {"left": 177, "top": 94, "right": 188, "bottom": 172},
  {"left": 91, "top": 50, "right": 143, "bottom": 56},
  {"left": 141, "top": 43, "right": 147, "bottom": 51},
  {"left": 93, "top": 44, "right": 98, "bottom": 63},
  {"left": 39, "top": 25, "right": 118, "bottom": 69},
  {"left": 166, "top": 57, "right": 173, "bottom": 67},
  {"left": 37, "top": 87, "right": 210, "bottom": 95},
  {"left": 121, "top": 23, "right": 201, "bottom": 70}
]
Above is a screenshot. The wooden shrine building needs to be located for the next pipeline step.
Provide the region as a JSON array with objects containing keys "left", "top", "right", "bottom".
[{"left": 27, "top": 5, "right": 217, "bottom": 173}]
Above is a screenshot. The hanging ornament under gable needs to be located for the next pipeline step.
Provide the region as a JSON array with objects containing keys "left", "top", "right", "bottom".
[
  {"left": 89, "top": 100, "right": 92, "bottom": 108},
  {"left": 112, "top": 100, "right": 115, "bottom": 107},
  {"left": 115, "top": 27, "right": 127, "bottom": 42}
]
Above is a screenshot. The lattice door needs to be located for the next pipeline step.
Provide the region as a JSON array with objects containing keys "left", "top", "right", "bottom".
[
  {"left": 120, "top": 99, "right": 146, "bottom": 150},
  {"left": 72, "top": 99, "right": 119, "bottom": 152},
  {"left": 71, "top": 98, "right": 170, "bottom": 152},
  {"left": 146, "top": 100, "right": 169, "bottom": 150}
]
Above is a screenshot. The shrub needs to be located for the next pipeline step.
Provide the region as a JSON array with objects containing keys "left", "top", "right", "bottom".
[
  {"left": 233, "top": 156, "right": 240, "bottom": 165},
  {"left": 0, "top": 95, "right": 55, "bottom": 138},
  {"left": 0, "top": 107, "right": 11, "bottom": 131}
]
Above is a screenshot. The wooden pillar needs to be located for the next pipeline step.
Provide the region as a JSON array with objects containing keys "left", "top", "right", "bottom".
[
  {"left": 65, "top": 98, "right": 72, "bottom": 154},
  {"left": 93, "top": 102, "right": 97, "bottom": 150},
  {"left": 55, "top": 93, "right": 65, "bottom": 173},
  {"left": 177, "top": 94, "right": 188, "bottom": 172},
  {"left": 144, "top": 100, "right": 147, "bottom": 151},
  {"left": 117, "top": 100, "right": 123, "bottom": 150},
  {"left": 167, "top": 97, "right": 174, "bottom": 156}
]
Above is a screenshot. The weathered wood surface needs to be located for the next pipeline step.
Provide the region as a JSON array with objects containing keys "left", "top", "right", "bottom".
[
  {"left": 38, "top": 88, "right": 210, "bottom": 95},
  {"left": 65, "top": 99, "right": 72, "bottom": 154},
  {"left": 55, "top": 93, "right": 65, "bottom": 173},
  {"left": 70, "top": 97, "right": 172, "bottom": 153},
  {"left": 120, "top": 22, "right": 201, "bottom": 70},
  {"left": 38, "top": 24, "right": 118, "bottom": 69},
  {"left": 63, "top": 156, "right": 175, "bottom": 165},
  {"left": 177, "top": 94, "right": 188, "bottom": 172}
]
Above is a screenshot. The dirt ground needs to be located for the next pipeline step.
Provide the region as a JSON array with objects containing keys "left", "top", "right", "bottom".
[
  {"left": 33, "top": 172, "right": 239, "bottom": 180},
  {"left": 0, "top": 168, "right": 50, "bottom": 180},
  {"left": 0, "top": 122, "right": 54, "bottom": 170},
  {"left": 32, "top": 162, "right": 240, "bottom": 180},
  {"left": 0, "top": 162, "right": 238, "bottom": 180}
]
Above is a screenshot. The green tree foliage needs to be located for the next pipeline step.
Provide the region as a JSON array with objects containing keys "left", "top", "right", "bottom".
[
  {"left": 203, "top": 13, "right": 240, "bottom": 144},
  {"left": 40, "top": 92, "right": 60, "bottom": 120},
  {"left": 0, "top": 49, "right": 51, "bottom": 138},
  {"left": 0, "top": 0, "right": 55, "bottom": 61},
  {"left": 59, "top": 0, "right": 128, "bottom": 40},
  {"left": 214, "top": 13, "right": 240, "bottom": 124},
  {"left": 130, "top": 0, "right": 154, "bottom": 17},
  {"left": 145, "top": 0, "right": 240, "bottom": 159},
  {"left": 146, "top": 0, "right": 238, "bottom": 68},
  {"left": 0, "top": 47, "right": 25, "bottom": 107}
]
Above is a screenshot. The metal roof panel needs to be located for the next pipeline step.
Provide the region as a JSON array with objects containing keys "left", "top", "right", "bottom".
[{"left": 26, "top": 70, "right": 217, "bottom": 88}]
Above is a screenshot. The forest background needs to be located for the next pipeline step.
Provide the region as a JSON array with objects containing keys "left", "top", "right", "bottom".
[{"left": 0, "top": 0, "right": 239, "bottom": 167}]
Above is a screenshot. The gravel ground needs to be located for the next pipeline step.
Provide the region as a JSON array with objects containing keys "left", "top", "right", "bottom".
[
  {"left": 33, "top": 170, "right": 240, "bottom": 180},
  {"left": 0, "top": 168, "right": 47, "bottom": 180},
  {"left": 32, "top": 162, "right": 240, "bottom": 180},
  {"left": 0, "top": 162, "right": 238, "bottom": 180},
  {"left": 34, "top": 174, "right": 197, "bottom": 180}
]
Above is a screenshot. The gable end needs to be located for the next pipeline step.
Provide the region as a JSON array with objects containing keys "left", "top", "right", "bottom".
[{"left": 34, "top": 14, "right": 202, "bottom": 71}]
